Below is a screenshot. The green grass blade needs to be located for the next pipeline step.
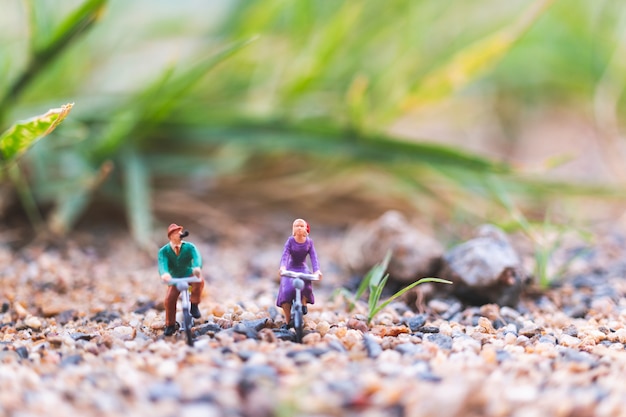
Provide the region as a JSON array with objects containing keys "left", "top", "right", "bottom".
[
  {"left": 367, "top": 273, "right": 389, "bottom": 323},
  {"left": 122, "top": 148, "right": 153, "bottom": 249},
  {"left": 48, "top": 158, "right": 112, "bottom": 235},
  {"left": 33, "top": 0, "right": 107, "bottom": 56},
  {"left": 371, "top": 277, "right": 453, "bottom": 321},
  {"left": 93, "top": 37, "right": 256, "bottom": 160},
  {"left": 140, "top": 37, "right": 258, "bottom": 127},
  {"left": 487, "top": 176, "right": 534, "bottom": 235},
  {"left": 0, "top": 103, "right": 73, "bottom": 163},
  {"left": 93, "top": 66, "right": 176, "bottom": 159},
  {"left": 2, "top": 0, "right": 106, "bottom": 107},
  {"left": 173, "top": 123, "right": 510, "bottom": 174},
  {"left": 353, "top": 267, "right": 372, "bottom": 303},
  {"left": 368, "top": 250, "right": 392, "bottom": 289},
  {"left": 6, "top": 164, "right": 44, "bottom": 230},
  {"left": 402, "top": 0, "right": 556, "bottom": 110}
]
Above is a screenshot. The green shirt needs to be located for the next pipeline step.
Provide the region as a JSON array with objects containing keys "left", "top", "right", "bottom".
[{"left": 158, "top": 241, "right": 202, "bottom": 278}]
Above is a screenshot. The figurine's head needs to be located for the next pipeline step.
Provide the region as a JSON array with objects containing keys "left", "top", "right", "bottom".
[
  {"left": 292, "top": 218, "right": 309, "bottom": 237},
  {"left": 167, "top": 223, "right": 184, "bottom": 238}
]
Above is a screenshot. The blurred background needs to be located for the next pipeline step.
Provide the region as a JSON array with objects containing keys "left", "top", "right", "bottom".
[{"left": 1, "top": 0, "right": 625, "bottom": 250}]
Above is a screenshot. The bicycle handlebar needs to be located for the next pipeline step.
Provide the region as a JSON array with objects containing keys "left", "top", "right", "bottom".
[
  {"left": 281, "top": 270, "right": 320, "bottom": 281},
  {"left": 166, "top": 276, "right": 202, "bottom": 286}
]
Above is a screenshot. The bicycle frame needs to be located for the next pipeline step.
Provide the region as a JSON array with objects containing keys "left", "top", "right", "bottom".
[
  {"left": 167, "top": 276, "right": 201, "bottom": 345},
  {"left": 281, "top": 270, "right": 319, "bottom": 342}
]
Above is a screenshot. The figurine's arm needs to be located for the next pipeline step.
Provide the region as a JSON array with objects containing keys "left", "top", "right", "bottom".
[
  {"left": 189, "top": 243, "right": 203, "bottom": 277},
  {"left": 309, "top": 239, "right": 322, "bottom": 280},
  {"left": 279, "top": 239, "right": 291, "bottom": 275},
  {"left": 158, "top": 248, "right": 172, "bottom": 282}
]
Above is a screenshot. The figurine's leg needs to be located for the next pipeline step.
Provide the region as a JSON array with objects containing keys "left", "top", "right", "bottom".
[
  {"left": 302, "top": 296, "right": 309, "bottom": 315},
  {"left": 190, "top": 280, "right": 205, "bottom": 304},
  {"left": 281, "top": 302, "right": 291, "bottom": 325},
  {"left": 190, "top": 280, "right": 205, "bottom": 318},
  {"left": 164, "top": 286, "right": 180, "bottom": 326}
]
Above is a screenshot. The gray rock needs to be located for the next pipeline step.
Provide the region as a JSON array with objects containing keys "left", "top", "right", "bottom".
[
  {"left": 344, "top": 211, "right": 444, "bottom": 283},
  {"left": 440, "top": 224, "right": 527, "bottom": 307}
]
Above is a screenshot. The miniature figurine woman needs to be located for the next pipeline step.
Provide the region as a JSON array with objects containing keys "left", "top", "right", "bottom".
[
  {"left": 276, "top": 218, "right": 323, "bottom": 326},
  {"left": 158, "top": 223, "right": 204, "bottom": 336}
]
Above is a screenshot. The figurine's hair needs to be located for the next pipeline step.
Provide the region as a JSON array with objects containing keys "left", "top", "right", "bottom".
[{"left": 293, "top": 218, "right": 310, "bottom": 235}]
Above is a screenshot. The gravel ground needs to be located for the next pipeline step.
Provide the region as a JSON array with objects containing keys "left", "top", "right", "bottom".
[{"left": 3, "top": 225, "right": 626, "bottom": 417}]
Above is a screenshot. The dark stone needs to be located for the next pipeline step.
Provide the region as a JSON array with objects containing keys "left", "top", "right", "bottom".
[
  {"left": 493, "top": 318, "right": 507, "bottom": 329},
  {"left": 420, "top": 326, "right": 440, "bottom": 334},
  {"left": 193, "top": 323, "right": 222, "bottom": 337},
  {"left": 91, "top": 310, "right": 121, "bottom": 323},
  {"left": 242, "top": 318, "right": 269, "bottom": 332},
  {"left": 237, "top": 365, "right": 278, "bottom": 398},
  {"left": 15, "top": 346, "right": 28, "bottom": 359},
  {"left": 496, "top": 350, "right": 512, "bottom": 362},
  {"left": 395, "top": 343, "right": 420, "bottom": 355},
  {"left": 559, "top": 348, "right": 597, "bottom": 367},
  {"left": 286, "top": 347, "right": 329, "bottom": 358},
  {"left": 70, "top": 333, "right": 94, "bottom": 341},
  {"left": 56, "top": 310, "right": 77, "bottom": 325},
  {"left": 538, "top": 334, "right": 557, "bottom": 345},
  {"left": 233, "top": 323, "right": 258, "bottom": 339},
  {"left": 237, "top": 351, "right": 255, "bottom": 361},
  {"left": 418, "top": 371, "right": 442, "bottom": 382},
  {"left": 133, "top": 301, "right": 156, "bottom": 314},
  {"left": 440, "top": 302, "right": 463, "bottom": 321},
  {"left": 363, "top": 334, "right": 382, "bottom": 358},
  {"left": 562, "top": 324, "right": 578, "bottom": 338},
  {"left": 328, "top": 340, "right": 347, "bottom": 353},
  {"left": 564, "top": 304, "right": 588, "bottom": 319},
  {"left": 148, "top": 381, "right": 181, "bottom": 401},
  {"left": 272, "top": 328, "right": 297, "bottom": 342},
  {"left": 425, "top": 333, "right": 452, "bottom": 350},
  {"left": 61, "top": 354, "right": 83, "bottom": 367},
  {"left": 405, "top": 314, "right": 427, "bottom": 332}
]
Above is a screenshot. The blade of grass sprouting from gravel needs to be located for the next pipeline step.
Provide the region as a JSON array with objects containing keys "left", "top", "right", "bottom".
[
  {"left": 121, "top": 147, "right": 152, "bottom": 249},
  {"left": 6, "top": 164, "right": 44, "bottom": 230},
  {"left": 366, "top": 251, "right": 391, "bottom": 319},
  {"left": 1, "top": 0, "right": 106, "bottom": 109},
  {"left": 93, "top": 37, "right": 257, "bottom": 160},
  {"left": 369, "top": 277, "right": 453, "bottom": 323},
  {"left": 401, "top": 0, "right": 556, "bottom": 111},
  {"left": 368, "top": 273, "right": 389, "bottom": 323},
  {"left": 0, "top": 103, "right": 73, "bottom": 163},
  {"left": 48, "top": 160, "right": 113, "bottom": 235}
]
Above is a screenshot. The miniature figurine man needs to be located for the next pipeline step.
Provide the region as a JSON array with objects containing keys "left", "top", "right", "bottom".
[
  {"left": 158, "top": 223, "right": 204, "bottom": 336},
  {"left": 276, "top": 218, "right": 323, "bottom": 327}
]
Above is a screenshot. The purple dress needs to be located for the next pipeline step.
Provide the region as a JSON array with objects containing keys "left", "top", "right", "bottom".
[{"left": 276, "top": 236, "right": 320, "bottom": 306}]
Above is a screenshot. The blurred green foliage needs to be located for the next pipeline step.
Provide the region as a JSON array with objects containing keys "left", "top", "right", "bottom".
[{"left": 0, "top": 0, "right": 624, "bottom": 247}]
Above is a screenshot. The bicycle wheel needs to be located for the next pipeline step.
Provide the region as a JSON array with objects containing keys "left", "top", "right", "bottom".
[
  {"left": 293, "top": 306, "right": 304, "bottom": 343},
  {"left": 182, "top": 307, "right": 194, "bottom": 346}
]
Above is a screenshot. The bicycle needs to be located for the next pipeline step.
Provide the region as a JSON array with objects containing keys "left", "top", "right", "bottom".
[
  {"left": 280, "top": 270, "right": 320, "bottom": 343},
  {"left": 166, "top": 276, "right": 202, "bottom": 346}
]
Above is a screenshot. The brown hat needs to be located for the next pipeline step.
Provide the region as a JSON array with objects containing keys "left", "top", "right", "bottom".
[{"left": 167, "top": 223, "right": 183, "bottom": 237}]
